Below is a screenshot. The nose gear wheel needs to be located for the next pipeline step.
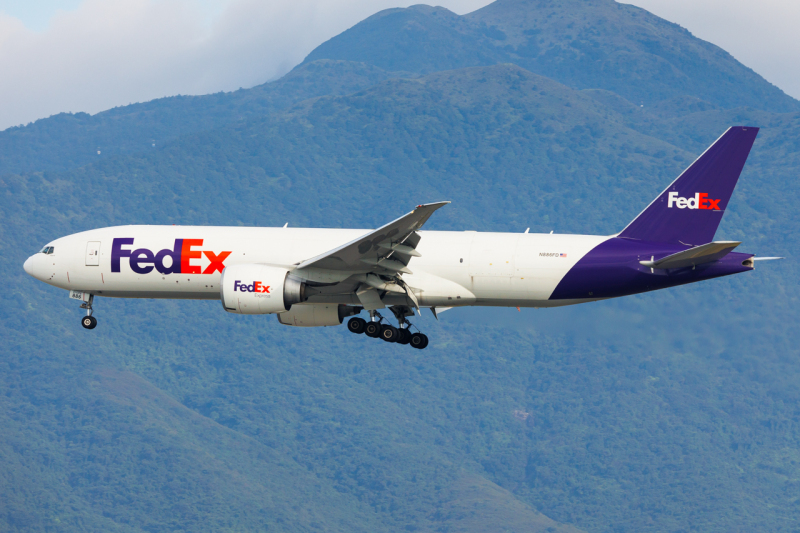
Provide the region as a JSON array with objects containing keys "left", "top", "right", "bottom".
[{"left": 79, "top": 294, "right": 98, "bottom": 329}]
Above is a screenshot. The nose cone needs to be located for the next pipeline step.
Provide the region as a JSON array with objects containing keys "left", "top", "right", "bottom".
[
  {"left": 23, "top": 255, "right": 35, "bottom": 276},
  {"left": 23, "top": 254, "right": 47, "bottom": 281}
]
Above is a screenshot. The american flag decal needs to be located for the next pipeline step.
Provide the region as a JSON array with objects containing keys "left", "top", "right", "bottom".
[{"left": 560, "top": 253, "right": 567, "bottom": 257}]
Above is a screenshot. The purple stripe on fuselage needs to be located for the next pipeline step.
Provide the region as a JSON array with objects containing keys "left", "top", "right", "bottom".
[{"left": 549, "top": 238, "right": 753, "bottom": 300}]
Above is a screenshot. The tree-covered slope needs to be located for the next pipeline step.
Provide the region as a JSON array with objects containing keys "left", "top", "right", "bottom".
[
  {"left": 1, "top": 61, "right": 797, "bottom": 532},
  {"left": 5, "top": 0, "right": 798, "bottom": 181},
  {"left": 306, "top": 0, "right": 798, "bottom": 113},
  {"left": 0, "top": 365, "right": 391, "bottom": 532},
  {"left": 0, "top": 59, "right": 408, "bottom": 176}
]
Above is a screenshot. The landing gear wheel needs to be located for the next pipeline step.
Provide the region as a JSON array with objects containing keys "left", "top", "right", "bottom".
[
  {"left": 396, "top": 329, "right": 411, "bottom": 345},
  {"left": 348, "top": 317, "right": 367, "bottom": 334},
  {"left": 410, "top": 332, "right": 428, "bottom": 349},
  {"left": 380, "top": 324, "right": 399, "bottom": 343},
  {"left": 81, "top": 316, "right": 97, "bottom": 330},
  {"left": 364, "top": 322, "right": 381, "bottom": 338}
]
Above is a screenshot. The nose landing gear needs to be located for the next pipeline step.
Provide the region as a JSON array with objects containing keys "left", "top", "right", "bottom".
[
  {"left": 347, "top": 307, "right": 429, "bottom": 349},
  {"left": 80, "top": 295, "right": 97, "bottom": 329}
]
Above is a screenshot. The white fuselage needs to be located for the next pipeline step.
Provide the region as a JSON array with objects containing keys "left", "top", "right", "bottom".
[{"left": 23, "top": 225, "right": 610, "bottom": 309}]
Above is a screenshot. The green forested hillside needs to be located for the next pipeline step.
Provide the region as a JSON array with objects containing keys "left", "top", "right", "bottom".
[
  {"left": 0, "top": 59, "right": 409, "bottom": 176},
  {"left": 1, "top": 1, "right": 798, "bottom": 532},
  {"left": 307, "top": 0, "right": 798, "bottom": 112},
  {"left": 5, "top": 0, "right": 797, "bottom": 179}
]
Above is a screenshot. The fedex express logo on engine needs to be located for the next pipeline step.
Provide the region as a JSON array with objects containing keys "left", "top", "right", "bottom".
[
  {"left": 667, "top": 192, "right": 721, "bottom": 210},
  {"left": 111, "top": 238, "right": 231, "bottom": 274},
  {"left": 233, "top": 280, "right": 270, "bottom": 293}
]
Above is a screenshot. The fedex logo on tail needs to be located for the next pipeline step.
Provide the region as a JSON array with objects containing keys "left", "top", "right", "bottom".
[
  {"left": 111, "top": 238, "right": 231, "bottom": 274},
  {"left": 667, "top": 192, "right": 721, "bottom": 210},
  {"left": 233, "top": 280, "right": 270, "bottom": 293}
]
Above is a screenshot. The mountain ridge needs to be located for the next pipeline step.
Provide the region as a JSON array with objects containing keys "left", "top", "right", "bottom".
[
  {"left": 3, "top": 0, "right": 797, "bottom": 178},
  {"left": 307, "top": 0, "right": 798, "bottom": 112}
]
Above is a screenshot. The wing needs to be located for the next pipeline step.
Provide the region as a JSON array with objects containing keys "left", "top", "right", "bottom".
[
  {"left": 295, "top": 201, "right": 449, "bottom": 275},
  {"left": 293, "top": 202, "right": 449, "bottom": 310}
]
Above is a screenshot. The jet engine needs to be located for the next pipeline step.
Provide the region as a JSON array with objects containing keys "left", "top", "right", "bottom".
[
  {"left": 220, "top": 264, "right": 307, "bottom": 314},
  {"left": 277, "top": 304, "right": 359, "bottom": 327}
]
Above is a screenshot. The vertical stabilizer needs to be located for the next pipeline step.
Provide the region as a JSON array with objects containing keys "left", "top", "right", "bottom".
[{"left": 618, "top": 127, "right": 759, "bottom": 245}]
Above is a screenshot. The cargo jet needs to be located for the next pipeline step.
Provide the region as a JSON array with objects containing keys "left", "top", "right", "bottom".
[{"left": 24, "top": 127, "right": 781, "bottom": 349}]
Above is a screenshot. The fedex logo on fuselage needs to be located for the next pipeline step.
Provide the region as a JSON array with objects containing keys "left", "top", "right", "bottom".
[
  {"left": 111, "top": 238, "right": 231, "bottom": 275},
  {"left": 667, "top": 192, "right": 721, "bottom": 210},
  {"left": 233, "top": 280, "right": 270, "bottom": 293}
]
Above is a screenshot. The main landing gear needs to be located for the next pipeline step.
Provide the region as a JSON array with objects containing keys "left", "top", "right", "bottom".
[
  {"left": 347, "top": 308, "right": 429, "bottom": 349},
  {"left": 80, "top": 294, "right": 97, "bottom": 330}
]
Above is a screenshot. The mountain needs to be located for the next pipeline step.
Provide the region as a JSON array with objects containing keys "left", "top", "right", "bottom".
[
  {"left": 0, "top": 366, "right": 390, "bottom": 532},
  {"left": 4, "top": 0, "right": 797, "bottom": 178},
  {"left": 0, "top": 59, "right": 410, "bottom": 175},
  {"left": 1, "top": 1, "right": 799, "bottom": 532},
  {"left": 306, "top": 0, "right": 798, "bottom": 112}
]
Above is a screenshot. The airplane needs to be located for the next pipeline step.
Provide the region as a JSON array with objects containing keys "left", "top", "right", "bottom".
[{"left": 23, "top": 127, "right": 781, "bottom": 349}]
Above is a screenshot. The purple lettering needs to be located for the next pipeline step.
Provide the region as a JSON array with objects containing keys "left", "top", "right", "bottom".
[
  {"left": 234, "top": 280, "right": 243, "bottom": 292},
  {"left": 111, "top": 238, "right": 134, "bottom": 272},
  {"left": 155, "top": 239, "right": 182, "bottom": 275},
  {"left": 130, "top": 248, "right": 155, "bottom": 274}
]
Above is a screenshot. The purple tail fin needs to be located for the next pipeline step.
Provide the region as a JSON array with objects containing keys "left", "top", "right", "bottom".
[{"left": 618, "top": 126, "right": 759, "bottom": 245}]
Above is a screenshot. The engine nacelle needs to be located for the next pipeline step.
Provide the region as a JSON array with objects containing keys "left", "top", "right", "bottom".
[
  {"left": 277, "top": 304, "right": 358, "bottom": 327},
  {"left": 220, "top": 264, "right": 306, "bottom": 314}
]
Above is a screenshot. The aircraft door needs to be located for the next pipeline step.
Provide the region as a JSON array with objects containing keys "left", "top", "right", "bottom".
[
  {"left": 85, "top": 241, "right": 101, "bottom": 266},
  {"left": 468, "top": 233, "right": 518, "bottom": 298}
]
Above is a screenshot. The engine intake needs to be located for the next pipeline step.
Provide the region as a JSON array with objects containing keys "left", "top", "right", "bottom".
[{"left": 220, "top": 264, "right": 307, "bottom": 314}]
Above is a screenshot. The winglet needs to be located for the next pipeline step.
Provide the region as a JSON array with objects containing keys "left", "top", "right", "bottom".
[{"left": 410, "top": 202, "right": 450, "bottom": 228}]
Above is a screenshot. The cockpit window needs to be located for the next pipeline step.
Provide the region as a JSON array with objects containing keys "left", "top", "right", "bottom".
[{"left": 39, "top": 246, "right": 54, "bottom": 255}]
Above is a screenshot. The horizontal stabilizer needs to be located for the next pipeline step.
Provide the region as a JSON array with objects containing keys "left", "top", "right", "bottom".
[
  {"left": 752, "top": 256, "right": 784, "bottom": 261},
  {"left": 639, "top": 241, "right": 741, "bottom": 270}
]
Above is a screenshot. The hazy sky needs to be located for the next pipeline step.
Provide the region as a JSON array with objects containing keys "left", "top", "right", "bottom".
[{"left": 0, "top": 0, "right": 798, "bottom": 131}]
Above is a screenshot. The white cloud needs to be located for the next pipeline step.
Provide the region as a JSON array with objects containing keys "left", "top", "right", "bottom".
[
  {"left": 0, "top": 0, "right": 797, "bottom": 132},
  {"left": 0, "top": 0, "right": 491, "bottom": 131}
]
